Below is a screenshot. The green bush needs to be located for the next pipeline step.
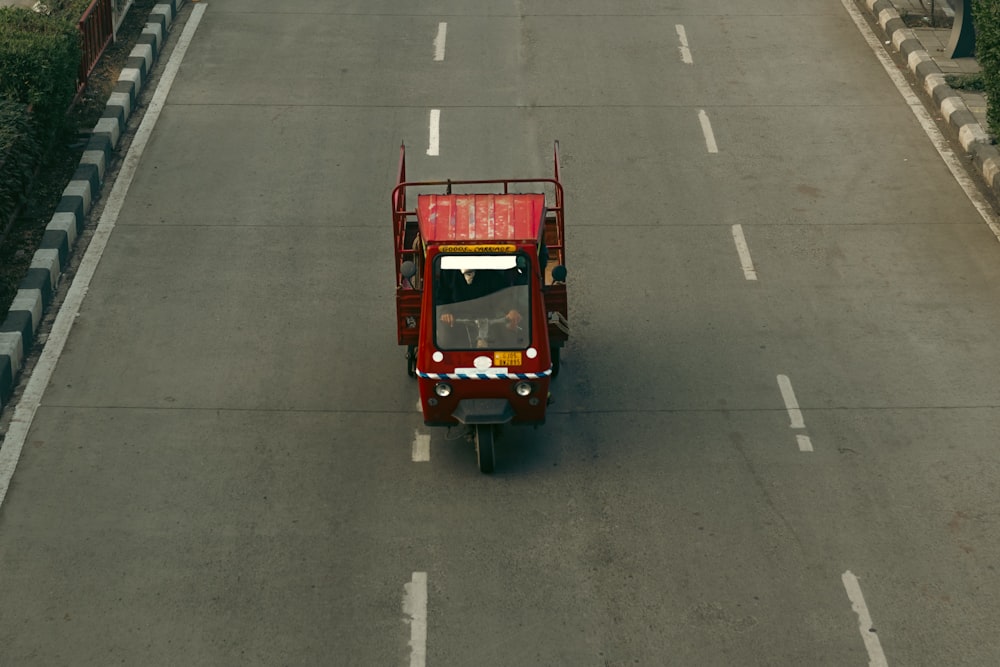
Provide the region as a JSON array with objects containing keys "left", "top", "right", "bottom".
[
  {"left": 0, "top": 7, "right": 81, "bottom": 132},
  {"left": 946, "top": 72, "right": 986, "bottom": 91},
  {"left": 0, "top": 94, "right": 42, "bottom": 224},
  {"left": 50, "top": 0, "right": 103, "bottom": 21},
  {"left": 0, "top": 6, "right": 80, "bottom": 222},
  {"left": 974, "top": 0, "right": 1000, "bottom": 138}
]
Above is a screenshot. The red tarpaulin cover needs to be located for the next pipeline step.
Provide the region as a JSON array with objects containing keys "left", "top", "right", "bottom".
[{"left": 417, "top": 194, "right": 545, "bottom": 243}]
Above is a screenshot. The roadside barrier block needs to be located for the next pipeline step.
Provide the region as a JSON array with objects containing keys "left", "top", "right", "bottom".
[
  {"left": 46, "top": 212, "right": 79, "bottom": 249},
  {"left": 1, "top": 0, "right": 190, "bottom": 416},
  {"left": 74, "top": 163, "right": 102, "bottom": 200},
  {"left": 130, "top": 43, "right": 155, "bottom": 76},
  {"left": 113, "top": 81, "right": 138, "bottom": 114},
  {"left": 958, "top": 122, "right": 989, "bottom": 151},
  {"left": 53, "top": 197, "right": 84, "bottom": 235},
  {"left": 0, "top": 332, "right": 24, "bottom": 382},
  {"left": 150, "top": 5, "right": 173, "bottom": 27},
  {"left": 0, "top": 353, "right": 13, "bottom": 405},
  {"left": 62, "top": 181, "right": 92, "bottom": 218},
  {"left": 86, "top": 133, "right": 114, "bottom": 164},
  {"left": 877, "top": 9, "right": 899, "bottom": 32},
  {"left": 891, "top": 27, "right": 917, "bottom": 52},
  {"left": 93, "top": 117, "right": 122, "bottom": 149},
  {"left": 80, "top": 150, "right": 108, "bottom": 184},
  {"left": 159, "top": 0, "right": 180, "bottom": 17},
  {"left": 7, "top": 291, "right": 43, "bottom": 349},
  {"left": 982, "top": 156, "right": 1000, "bottom": 189},
  {"left": 30, "top": 250, "right": 61, "bottom": 294},
  {"left": 118, "top": 68, "right": 143, "bottom": 97},
  {"left": 10, "top": 290, "right": 43, "bottom": 332},
  {"left": 40, "top": 229, "right": 70, "bottom": 267},
  {"left": 17, "top": 270, "right": 53, "bottom": 308},
  {"left": 0, "top": 312, "right": 33, "bottom": 350},
  {"left": 102, "top": 103, "right": 126, "bottom": 136},
  {"left": 108, "top": 91, "right": 132, "bottom": 121},
  {"left": 142, "top": 24, "right": 163, "bottom": 52}
]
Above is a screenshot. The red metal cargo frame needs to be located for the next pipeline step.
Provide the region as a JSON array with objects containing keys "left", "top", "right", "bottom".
[{"left": 391, "top": 142, "right": 567, "bottom": 346}]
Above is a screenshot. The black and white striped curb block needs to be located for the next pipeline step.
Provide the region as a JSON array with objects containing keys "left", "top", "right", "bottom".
[
  {"left": 863, "top": 0, "right": 1000, "bottom": 195},
  {"left": 0, "top": 0, "right": 188, "bottom": 413}
]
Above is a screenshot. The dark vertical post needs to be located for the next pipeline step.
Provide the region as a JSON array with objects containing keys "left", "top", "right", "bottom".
[{"left": 947, "top": 0, "right": 976, "bottom": 58}]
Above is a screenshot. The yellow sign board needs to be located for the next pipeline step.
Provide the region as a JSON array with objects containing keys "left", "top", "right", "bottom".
[{"left": 438, "top": 244, "right": 517, "bottom": 253}]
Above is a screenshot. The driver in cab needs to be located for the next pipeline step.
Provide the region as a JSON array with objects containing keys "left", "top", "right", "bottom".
[{"left": 438, "top": 267, "right": 522, "bottom": 329}]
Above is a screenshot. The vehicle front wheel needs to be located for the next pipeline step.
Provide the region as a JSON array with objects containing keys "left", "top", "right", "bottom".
[
  {"left": 550, "top": 346, "right": 561, "bottom": 377},
  {"left": 475, "top": 424, "right": 495, "bottom": 474}
]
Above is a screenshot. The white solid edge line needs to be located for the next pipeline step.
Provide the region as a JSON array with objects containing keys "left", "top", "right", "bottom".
[
  {"left": 839, "top": 0, "right": 1000, "bottom": 244},
  {"left": 698, "top": 109, "right": 718, "bottom": 154},
  {"left": 427, "top": 109, "right": 440, "bottom": 156},
  {"left": 842, "top": 570, "right": 889, "bottom": 667},
  {"left": 796, "top": 434, "right": 814, "bottom": 452},
  {"left": 0, "top": 2, "right": 209, "bottom": 509},
  {"left": 412, "top": 431, "right": 430, "bottom": 462},
  {"left": 731, "top": 224, "right": 758, "bottom": 280},
  {"left": 675, "top": 24, "right": 693, "bottom": 64},
  {"left": 776, "top": 374, "right": 806, "bottom": 429},
  {"left": 404, "top": 572, "right": 428, "bottom": 667},
  {"left": 433, "top": 22, "right": 447, "bottom": 61}
]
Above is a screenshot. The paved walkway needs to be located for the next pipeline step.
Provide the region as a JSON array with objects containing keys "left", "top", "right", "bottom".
[
  {"left": 895, "top": 0, "right": 989, "bottom": 129},
  {"left": 918, "top": 30, "right": 990, "bottom": 130},
  {"left": 865, "top": 0, "right": 1000, "bottom": 200}
]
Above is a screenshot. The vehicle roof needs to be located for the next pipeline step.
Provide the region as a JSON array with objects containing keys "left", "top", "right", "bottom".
[{"left": 417, "top": 193, "right": 545, "bottom": 243}]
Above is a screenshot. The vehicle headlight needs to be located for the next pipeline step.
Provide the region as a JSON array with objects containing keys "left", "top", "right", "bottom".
[
  {"left": 434, "top": 382, "right": 453, "bottom": 397},
  {"left": 514, "top": 381, "right": 533, "bottom": 397}
]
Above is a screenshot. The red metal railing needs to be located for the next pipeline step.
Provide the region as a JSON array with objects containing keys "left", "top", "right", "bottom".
[{"left": 77, "top": 0, "right": 114, "bottom": 93}]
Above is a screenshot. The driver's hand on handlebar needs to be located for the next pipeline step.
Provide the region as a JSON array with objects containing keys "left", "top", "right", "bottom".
[
  {"left": 505, "top": 310, "right": 522, "bottom": 329},
  {"left": 440, "top": 313, "right": 455, "bottom": 326}
]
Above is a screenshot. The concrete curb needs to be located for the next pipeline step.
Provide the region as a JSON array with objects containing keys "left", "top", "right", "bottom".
[
  {"left": 862, "top": 0, "right": 1000, "bottom": 196},
  {"left": 0, "top": 0, "right": 187, "bottom": 411}
]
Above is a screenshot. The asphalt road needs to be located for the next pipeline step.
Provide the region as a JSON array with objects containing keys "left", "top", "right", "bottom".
[{"left": 1, "top": 0, "right": 999, "bottom": 665}]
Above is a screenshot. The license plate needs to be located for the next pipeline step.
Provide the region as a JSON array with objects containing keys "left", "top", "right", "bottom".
[{"left": 494, "top": 351, "right": 522, "bottom": 366}]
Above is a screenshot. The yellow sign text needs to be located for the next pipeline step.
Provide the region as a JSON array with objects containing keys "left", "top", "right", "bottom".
[{"left": 438, "top": 244, "right": 517, "bottom": 253}]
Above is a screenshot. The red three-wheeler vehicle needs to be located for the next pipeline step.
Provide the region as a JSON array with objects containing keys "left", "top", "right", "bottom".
[{"left": 391, "top": 142, "right": 570, "bottom": 473}]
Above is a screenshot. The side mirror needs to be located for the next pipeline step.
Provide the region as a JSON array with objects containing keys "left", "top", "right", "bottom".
[{"left": 551, "top": 265, "right": 567, "bottom": 284}]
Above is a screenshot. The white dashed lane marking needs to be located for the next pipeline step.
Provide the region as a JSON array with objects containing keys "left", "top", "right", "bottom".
[
  {"left": 434, "top": 22, "right": 447, "bottom": 61},
  {"left": 776, "top": 375, "right": 816, "bottom": 452},
  {"left": 698, "top": 110, "right": 718, "bottom": 153},
  {"left": 776, "top": 374, "right": 806, "bottom": 429},
  {"left": 403, "top": 572, "right": 428, "bottom": 667},
  {"left": 427, "top": 109, "right": 440, "bottom": 156},
  {"left": 412, "top": 430, "right": 430, "bottom": 462},
  {"left": 675, "top": 24, "right": 693, "bottom": 64},
  {"left": 842, "top": 571, "right": 889, "bottom": 666},
  {"left": 731, "top": 224, "right": 758, "bottom": 281}
]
